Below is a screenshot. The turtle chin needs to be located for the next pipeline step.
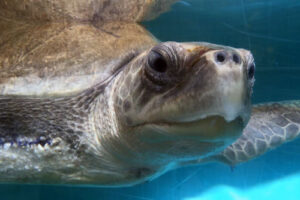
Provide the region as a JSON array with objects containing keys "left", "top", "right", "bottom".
[
  {"left": 150, "top": 115, "right": 245, "bottom": 140},
  {"left": 141, "top": 114, "right": 245, "bottom": 142},
  {"left": 135, "top": 114, "right": 245, "bottom": 160}
]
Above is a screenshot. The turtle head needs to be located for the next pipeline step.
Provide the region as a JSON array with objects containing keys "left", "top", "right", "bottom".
[{"left": 111, "top": 42, "right": 255, "bottom": 164}]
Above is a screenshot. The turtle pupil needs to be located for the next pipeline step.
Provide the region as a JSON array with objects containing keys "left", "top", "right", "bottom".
[{"left": 149, "top": 51, "right": 167, "bottom": 73}]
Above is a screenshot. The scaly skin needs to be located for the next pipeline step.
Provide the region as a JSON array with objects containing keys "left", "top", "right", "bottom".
[
  {"left": 0, "top": 42, "right": 254, "bottom": 186},
  {"left": 210, "top": 101, "right": 300, "bottom": 165}
]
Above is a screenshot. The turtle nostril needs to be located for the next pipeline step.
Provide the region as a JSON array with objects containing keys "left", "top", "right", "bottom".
[
  {"left": 232, "top": 53, "right": 241, "bottom": 64},
  {"left": 215, "top": 51, "right": 226, "bottom": 63},
  {"left": 248, "top": 63, "right": 255, "bottom": 79}
]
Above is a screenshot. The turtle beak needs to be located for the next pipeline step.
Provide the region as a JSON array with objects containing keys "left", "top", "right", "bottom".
[
  {"left": 179, "top": 42, "right": 231, "bottom": 69},
  {"left": 181, "top": 42, "right": 230, "bottom": 54},
  {"left": 166, "top": 42, "right": 253, "bottom": 127},
  {"left": 181, "top": 43, "right": 214, "bottom": 64}
]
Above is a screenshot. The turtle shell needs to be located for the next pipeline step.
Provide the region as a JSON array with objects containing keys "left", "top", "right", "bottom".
[
  {"left": 0, "top": 20, "right": 156, "bottom": 95},
  {"left": 0, "top": 0, "right": 176, "bottom": 22},
  {"left": 0, "top": 0, "right": 177, "bottom": 95}
]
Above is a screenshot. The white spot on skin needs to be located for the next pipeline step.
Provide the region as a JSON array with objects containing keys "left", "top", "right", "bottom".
[{"left": 3, "top": 143, "right": 11, "bottom": 150}]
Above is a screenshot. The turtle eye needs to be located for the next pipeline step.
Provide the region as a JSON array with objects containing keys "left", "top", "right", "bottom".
[{"left": 148, "top": 51, "right": 168, "bottom": 73}]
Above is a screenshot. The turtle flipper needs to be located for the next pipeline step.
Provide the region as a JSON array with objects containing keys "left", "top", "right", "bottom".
[{"left": 209, "top": 101, "right": 300, "bottom": 166}]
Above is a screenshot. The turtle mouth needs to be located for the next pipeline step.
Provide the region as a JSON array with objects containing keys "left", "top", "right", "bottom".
[{"left": 147, "top": 115, "right": 245, "bottom": 141}]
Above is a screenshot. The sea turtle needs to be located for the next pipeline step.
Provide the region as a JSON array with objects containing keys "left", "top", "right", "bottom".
[{"left": 0, "top": 0, "right": 299, "bottom": 186}]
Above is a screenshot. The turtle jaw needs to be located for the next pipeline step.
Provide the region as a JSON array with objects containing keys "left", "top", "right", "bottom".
[
  {"left": 131, "top": 115, "right": 245, "bottom": 161},
  {"left": 148, "top": 114, "right": 246, "bottom": 140},
  {"left": 137, "top": 114, "right": 246, "bottom": 144}
]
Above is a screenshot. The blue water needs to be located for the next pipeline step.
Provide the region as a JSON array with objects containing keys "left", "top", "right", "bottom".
[{"left": 1, "top": 0, "right": 300, "bottom": 199}]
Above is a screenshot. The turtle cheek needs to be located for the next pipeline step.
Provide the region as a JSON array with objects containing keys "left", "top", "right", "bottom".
[{"left": 111, "top": 68, "right": 156, "bottom": 127}]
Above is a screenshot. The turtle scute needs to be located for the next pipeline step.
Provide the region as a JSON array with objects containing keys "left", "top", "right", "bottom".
[
  {"left": 0, "top": 0, "right": 177, "bottom": 22},
  {"left": 0, "top": 0, "right": 179, "bottom": 96},
  {"left": 0, "top": 3, "right": 165, "bottom": 96}
]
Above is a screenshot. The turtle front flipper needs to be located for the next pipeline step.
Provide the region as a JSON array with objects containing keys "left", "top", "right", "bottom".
[{"left": 209, "top": 101, "right": 300, "bottom": 166}]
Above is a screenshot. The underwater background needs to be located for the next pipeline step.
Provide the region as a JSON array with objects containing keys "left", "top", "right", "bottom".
[{"left": 1, "top": 0, "right": 300, "bottom": 199}]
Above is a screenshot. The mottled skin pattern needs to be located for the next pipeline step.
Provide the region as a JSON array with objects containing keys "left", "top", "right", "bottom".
[
  {"left": 0, "top": 54, "right": 141, "bottom": 184},
  {"left": 208, "top": 101, "right": 300, "bottom": 165}
]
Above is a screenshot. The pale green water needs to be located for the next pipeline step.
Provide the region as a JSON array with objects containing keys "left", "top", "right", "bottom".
[{"left": 1, "top": 0, "right": 300, "bottom": 199}]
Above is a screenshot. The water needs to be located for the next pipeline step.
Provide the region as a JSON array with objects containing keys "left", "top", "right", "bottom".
[{"left": 1, "top": 0, "right": 300, "bottom": 199}]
